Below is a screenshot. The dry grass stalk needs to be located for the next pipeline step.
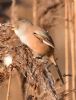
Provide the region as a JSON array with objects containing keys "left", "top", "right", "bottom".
[
  {"left": 33, "top": 0, "right": 38, "bottom": 25},
  {"left": 73, "top": 0, "right": 76, "bottom": 70},
  {"left": 72, "top": 0, "right": 76, "bottom": 99},
  {"left": 11, "top": 0, "right": 16, "bottom": 25},
  {"left": 68, "top": 0, "right": 76, "bottom": 100},
  {"left": 6, "top": 68, "right": 12, "bottom": 100},
  {"left": 6, "top": 0, "right": 16, "bottom": 100},
  {"left": 64, "top": 0, "right": 69, "bottom": 100}
]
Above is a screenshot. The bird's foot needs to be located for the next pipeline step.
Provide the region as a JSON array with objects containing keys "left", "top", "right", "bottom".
[{"left": 33, "top": 54, "right": 42, "bottom": 59}]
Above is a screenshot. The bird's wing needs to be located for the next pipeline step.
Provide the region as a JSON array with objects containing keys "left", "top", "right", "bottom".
[
  {"left": 33, "top": 31, "right": 55, "bottom": 48},
  {"left": 43, "top": 39, "right": 54, "bottom": 48}
]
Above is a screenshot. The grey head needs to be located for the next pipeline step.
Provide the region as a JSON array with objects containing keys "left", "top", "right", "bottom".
[
  {"left": 14, "top": 18, "right": 33, "bottom": 30},
  {"left": 13, "top": 18, "right": 33, "bottom": 36}
]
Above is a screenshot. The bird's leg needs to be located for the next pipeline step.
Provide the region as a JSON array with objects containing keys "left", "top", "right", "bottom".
[{"left": 32, "top": 52, "right": 42, "bottom": 59}]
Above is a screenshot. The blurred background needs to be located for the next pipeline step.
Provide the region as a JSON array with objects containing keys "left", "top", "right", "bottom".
[{"left": 1, "top": 0, "right": 74, "bottom": 100}]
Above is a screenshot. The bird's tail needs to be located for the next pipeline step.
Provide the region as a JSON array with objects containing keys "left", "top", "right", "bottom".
[{"left": 50, "top": 55, "right": 64, "bottom": 84}]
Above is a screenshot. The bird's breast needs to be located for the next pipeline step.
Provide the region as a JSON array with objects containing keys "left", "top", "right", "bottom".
[
  {"left": 25, "top": 34, "right": 50, "bottom": 55},
  {"left": 15, "top": 29, "right": 28, "bottom": 44}
]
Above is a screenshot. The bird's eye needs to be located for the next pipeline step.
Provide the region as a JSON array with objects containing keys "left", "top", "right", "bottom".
[{"left": 33, "top": 32, "right": 37, "bottom": 34}]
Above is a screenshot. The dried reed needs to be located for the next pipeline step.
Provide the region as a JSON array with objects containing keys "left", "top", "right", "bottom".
[
  {"left": 6, "top": 0, "right": 16, "bottom": 100},
  {"left": 33, "top": 0, "right": 38, "bottom": 25},
  {"left": 65, "top": 1, "right": 69, "bottom": 100},
  {"left": 11, "top": 0, "right": 16, "bottom": 25},
  {"left": 68, "top": 0, "right": 76, "bottom": 99},
  {"left": 6, "top": 68, "right": 12, "bottom": 100}
]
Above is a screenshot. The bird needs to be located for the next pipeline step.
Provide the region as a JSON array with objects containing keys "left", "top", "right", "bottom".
[{"left": 12, "top": 19, "right": 64, "bottom": 84}]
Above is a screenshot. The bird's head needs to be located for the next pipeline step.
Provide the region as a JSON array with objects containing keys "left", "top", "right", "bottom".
[{"left": 12, "top": 19, "right": 33, "bottom": 36}]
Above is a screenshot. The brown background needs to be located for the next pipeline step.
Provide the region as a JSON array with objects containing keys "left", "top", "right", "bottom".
[{"left": 0, "top": 0, "right": 74, "bottom": 100}]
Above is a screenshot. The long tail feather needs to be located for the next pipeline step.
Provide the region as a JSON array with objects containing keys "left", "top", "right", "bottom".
[
  {"left": 50, "top": 55, "right": 64, "bottom": 84},
  {"left": 55, "top": 64, "right": 64, "bottom": 84}
]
